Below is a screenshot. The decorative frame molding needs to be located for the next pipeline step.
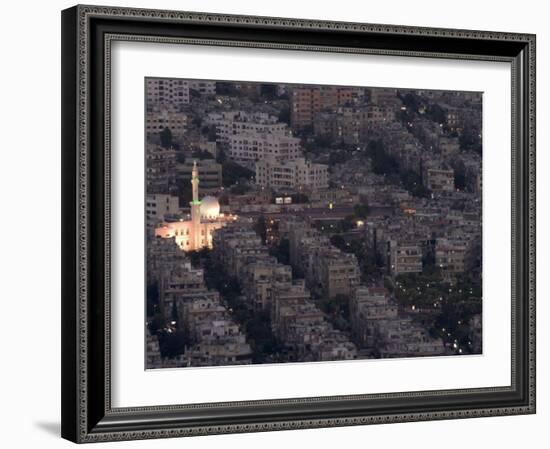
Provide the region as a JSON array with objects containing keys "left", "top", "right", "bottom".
[{"left": 61, "top": 4, "right": 536, "bottom": 443}]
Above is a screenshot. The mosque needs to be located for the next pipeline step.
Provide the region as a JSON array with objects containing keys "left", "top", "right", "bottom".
[{"left": 154, "top": 161, "right": 234, "bottom": 251}]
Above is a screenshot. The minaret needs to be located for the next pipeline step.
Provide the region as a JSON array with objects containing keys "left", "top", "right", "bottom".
[{"left": 190, "top": 160, "right": 201, "bottom": 250}]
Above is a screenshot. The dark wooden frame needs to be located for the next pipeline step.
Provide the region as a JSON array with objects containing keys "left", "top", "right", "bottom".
[{"left": 61, "top": 4, "right": 536, "bottom": 443}]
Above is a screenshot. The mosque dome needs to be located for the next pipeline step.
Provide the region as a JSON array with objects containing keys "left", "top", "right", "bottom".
[{"left": 200, "top": 196, "right": 220, "bottom": 219}]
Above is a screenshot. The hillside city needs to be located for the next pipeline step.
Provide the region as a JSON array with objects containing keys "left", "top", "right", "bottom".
[{"left": 145, "top": 78, "right": 483, "bottom": 368}]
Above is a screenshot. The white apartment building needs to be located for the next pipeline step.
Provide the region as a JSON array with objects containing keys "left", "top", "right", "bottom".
[
  {"left": 228, "top": 132, "right": 301, "bottom": 164},
  {"left": 255, "top": 157, "right": 328, "bottom": 191},
  {"left": 206, "top": 111, "right": 289, "bottom": 143}
]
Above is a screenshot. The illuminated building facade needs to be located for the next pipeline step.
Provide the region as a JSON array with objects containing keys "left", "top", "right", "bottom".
[{"left": 154, "top": 161, "right": 234, "bottom": 251}]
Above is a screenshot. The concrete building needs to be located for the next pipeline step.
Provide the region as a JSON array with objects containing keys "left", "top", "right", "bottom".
[
  {"left": 369, "top": 87, "right": 398, "bottom": 106},
  {"left": 288, "top": 222, "right": 360, "bottom": 299},
  {"left": 290, "top": 86, "right": 362, "bottom": 130},
  {"left": 160, "top": 262, "right": 208, "bottom": 319},
  {"left": 174, "top": 287, "right": 252, "bottom": 367},
  {"left": 377, "top": 317, "right": 446, "bottom": 357},
  {"left": 146, "top": 144, "right": 178, "bottom": 194},
  {"left": 146, "top": 108, "right": 187, "bottom": 138},
  {"left": 388, "top": 240, "right": 424, "bottom": 276},
  {"left": 146, "top": 78, "right": 216, "bottom": 107},
  {"left": 146, "top": 78, "right": 190, "bottom": 106},
  {"left": 212, "top": 222, "right": 358, "bottom": 362},
  {"left": 317, "top": 248, "right": 361, "bottom": 299},
  {"left": 206, "top": 111, "right": 288, "bottom": 143},
  {"left": 188, "top": 80, "right": 216, "bottom": 95},
  {"left": 146, "top": 332, "right": 162, "bottom": 368},
  {"left": 241, "top": 258, "right": 293, "bottom": 310},
  {"left": 197, "top": 140, "right": 217, "bottom": 159},
  {"left": 146, "top": 193, "right": 180, "bottom": 229},
  {"left": 228, "top": 132, "right": 301, "bottom": 164},
  {"left": 435, "top": 238, "right": 467, "bottom": 273},
  {"left": 147, "top": 237, "right": 187, "bottom": 287},
  {"left": 146, "top": 236, "right": 252, "bottom": 368},
  {"left": 424, "top": 167, "right": 455, "bottom": 192},
  {"left": 309, "top": 188, "right": 360, "bottom": 208},
  {"left": 313, "top": 104, "right": 394, "bottom": 145},
  {"left": 349, "top": 287, "right": 398, "bottom": 348},
  {"left": 255, "top": 157, "right": 328, "bottom": 191}
]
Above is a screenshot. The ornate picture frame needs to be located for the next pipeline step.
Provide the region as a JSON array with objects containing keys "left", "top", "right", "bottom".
[{"left": 61, "top": 4, "right": 536, "bottom": 443}]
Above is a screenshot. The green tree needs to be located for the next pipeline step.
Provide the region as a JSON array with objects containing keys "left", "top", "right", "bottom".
[
  {"left": 230, "top": 183, "right": 251, "bottom": 195},
  {"left": 260, "top": 83, "right": 277, "bottom": 99},
  {"left": 146, "top": 281, "right": 159, "bottom": 317},
  {"left": 426, "top": 103, "right": 447, "bottom": 124},
  {"left": 159, "top": 127, "right": 173, "bottom": 148},
  {"left": 400, "top": 169, "right": 429, "bottom": 197},
  {"left": 353, "top": 203, "right": 369, "bottom": 219},
  {"left": 291, "top": 192, "right": 309, "bottom": 204},
  {"left": 254, "top": 216, "right": 267, "bottom": 244},
  {"left": 158, "top": 330, "right": 189, "bottom": 359},
  {"left": 367, "top": 140, "right": 399, "bottom": 175},
  {"left": 330, "top": 234, "right": 346, "bottom": 251},
  {"left": 278, "top": 104, "right": 290, "bottom": 124},
  {"left": 341, "top": 215, "right": 355, "bottom": 232},
  {"left": 200, "top": 125, "right": 217, "bottom": 141},
  {"left": 192, "top": 149, "right": 214, "bottom": 160},
  {"left": 222, "top": 161, "right": 255, "bottom": 187}
]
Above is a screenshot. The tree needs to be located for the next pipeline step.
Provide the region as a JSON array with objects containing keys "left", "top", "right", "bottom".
[
  {"left": 176, "top": 178, "right": 193, "bottom": 207},
  {"left": 229, "top": 183, "right": 251, "bottom": 195},
  {"left": 215, "top": 82, "right": 238, "bottom": 95},
  {"left": 330, "top": 234, "right": 346, "bottom": 251},
  {"left": 353, "top": 203, "right": 369, "bottom": 219},
  {"left": 454, "top": 165, "right": 466, "bottom": 191},
  {"left": 329, "top": 150, "right": 349, "bottom": 166},
  {"left": 319, "top": 294, "right": 351, "bottom": 329},
  {"left": 426, "top": 103, "right": 447, "bottom": 125},
  {"left": 175, "top": 152, "right": 186, "bottom": 164},
  {"left": 253, "top": 216, "right": 267, "bottom": 244},
  {"left": 192, "top": 149, "right": 214, "bottom": 160},
  {"left": 314, "top": 134, "right": 333, "bottom": 148},
  {"left": 366, "top": 140, "right": 398, "bottom": 175},
  {"left": 400, "top": 169, "right": 429, "bottom": 198},
  {"left": 260, "top": 83, "right": 277, "bottom": 99},
  {"left": 277, "top": 104, "right": 290, "bottom": 125},
  {"left": 222, "top": 161, "right": 255, "bottom": 187},
  {"left": 400, "top": 92, "right": 421, "bottom": 111},
  {"left": 269, "top": 238, "right": 290, "bottom": 266},
  {"left": 340, "top": 215, "right": 355, "bottom": 232},
  {"left": 216, "top": 148, "right": 227, "bottom": 164},
  {"left": 291, "top": 192, "right": 309, "bottom": 204},
  {"left": 459, "top": 129, "right": 482, "bottom": 154},
  {"left": 158, "top": 330, "right": 189, "bottom": 359},
  {"left": 200, "top": 125, "right": 217, "bottom": 141},
  {"left": 146, "top": 281, "right": 159, "bottom": 317},
  {"left": 191, "top": 115, "right": 203, "bottom": 128},
  {"left": 159, "top": 127, "right": 173, "bottom": 148}
]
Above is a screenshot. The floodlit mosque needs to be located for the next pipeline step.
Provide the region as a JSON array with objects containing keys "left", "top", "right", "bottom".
[{"left": 154, "top": 161, "right": 235, "bottom": 251}]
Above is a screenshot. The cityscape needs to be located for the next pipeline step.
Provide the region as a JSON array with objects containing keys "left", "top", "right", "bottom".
[{"left": 145, "top": 78, "right": 483, "bottom": 369}]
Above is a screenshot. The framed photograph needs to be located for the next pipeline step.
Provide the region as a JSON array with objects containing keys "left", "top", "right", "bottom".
[{"left": 61, "top": 4, "right": 536, "bottom": 443}]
